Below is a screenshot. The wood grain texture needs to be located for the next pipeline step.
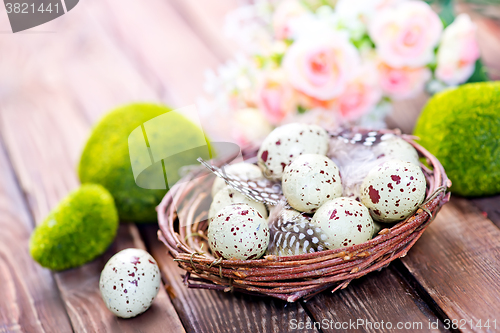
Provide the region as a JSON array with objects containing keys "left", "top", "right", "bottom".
[
  {"left": 304, "top": 266, "right": 448, "bottom": 333},
  {"left": 470, "top": 195, "right": 500, "bottom": 229},
  {"left": 166, "top": 0, "right": 240, "bottom": 60},
  {"left": 83, "top": 0, "right": 223, "bottom": 108},
  {"left": 140, "top": 225, "right": 318, "bottom": 333},
  {"left": 56, "top": 224, "right": 186, "bottom": 333},
  {"left": 0, "top": 141, "right": 73, "bottom": 333},
  {"left": 401, "top": 197, "right": 500, "bottom": 329},
  {"left": 0, "top": 5, "right": 185, "bottom": 333}
]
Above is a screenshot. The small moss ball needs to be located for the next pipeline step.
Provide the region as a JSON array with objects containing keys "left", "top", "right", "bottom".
[
  {"left": 78, "top": 103, "right": 211, "bottom": 222},
  {"left": 30, "top": 184, "right": 118, "bottom": 270},
  {"left": 413, "top": 82, "right": 500, "bottom": 196}
]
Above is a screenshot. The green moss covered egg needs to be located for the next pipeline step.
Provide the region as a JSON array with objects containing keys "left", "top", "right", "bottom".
[
  {"left": 30, "top": 184, "right": 118, "bottom": 270},
  {"left": 413, "top": 82, "right": 500, "bottom": 196},
  {"left": 78, "top": 103, "right": 211, "bottom": 222}
]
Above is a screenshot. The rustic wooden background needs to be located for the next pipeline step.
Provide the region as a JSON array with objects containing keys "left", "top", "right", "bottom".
[{"left": 1, "top": 1, "right": 500, "bottom": 332}]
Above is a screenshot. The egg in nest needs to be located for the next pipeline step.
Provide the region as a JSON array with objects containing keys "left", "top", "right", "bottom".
[
  {"left": 360, "top": 160, "right": 427, "bottom": 223},
  {"left": 257, "top": 123, "right": 329, "bottom": 180}
]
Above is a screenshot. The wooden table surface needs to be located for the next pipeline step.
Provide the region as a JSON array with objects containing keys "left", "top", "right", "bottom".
[{"left": 1, "top": 1, "right": 500, "bottom": 332}]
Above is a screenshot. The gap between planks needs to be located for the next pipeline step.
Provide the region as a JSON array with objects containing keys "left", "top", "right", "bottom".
[
  {"left": 0, "top": 132, "right": 74, "bottom": 333},
  {"left": 0, "top": 4, "right": 186, "bottom": 333}
]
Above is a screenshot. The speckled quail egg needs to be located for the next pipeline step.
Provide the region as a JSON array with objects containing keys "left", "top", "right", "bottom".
[
  {"left": 208, "top": 186, "right": 268, "bottom": 221},
  {"left": 267, "top": 209, "right": 330, "bottom": 256},
  {"left": 311, "top": 198, "right": 374, "bottom": 249},
  {"left": 282, "top": 154, "right": 342, "bottom": 213},
  {"left": 211, "top": 162, "right": 263, "bottom": 197},
  {"left": 373, "top": 137, "right": 420, "bottom": 166},
  {"left": 360, "top": 160, "right": 427, "bottom": 223},
  {"left": 257, "top": 123, "right": 329, "bottom": 180},
  {"left": 208, "top": 203, "right": 269, "bottom": 260},
  {"left": 99, "top": 248, "right": 161, "bottom": 318}
]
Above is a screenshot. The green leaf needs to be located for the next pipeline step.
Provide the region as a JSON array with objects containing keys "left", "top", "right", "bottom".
[
  {"left": 467, "top": 59, "right": 490, "bottom": 83},
  {"left": 440, "top": 0, "right": 456, "bottom": 27},
  {"left": 426, "top": 0, "right": 455, "bottom": 27}
]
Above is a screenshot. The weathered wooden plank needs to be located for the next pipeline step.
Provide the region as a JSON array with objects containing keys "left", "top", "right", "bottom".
[
  {"left": 166, "top": 0, "right": 240, "bottom": 60},
  {"left": 0, "top": 7, "right": 185, "bottom": 333},
  {"left": 401, "top": 197, "right": 500, "bottom": 329},
  {"left": 470, "top": 195, "right": 500, "bottom": 229},
  {"left": 84, "top": 0, "right": 222, "bottom": 108},
  {"left": 55, "top": 224, "right": 186, "bottom": 333},
  {"left": 0, "top": 140, "right": 73, "bottom": 333},
  {"left": 140, "top": 225, "right": 318, "bottom": 333},
  {"left": 303, "top": 266, "right": 447, "bottom": 333}
]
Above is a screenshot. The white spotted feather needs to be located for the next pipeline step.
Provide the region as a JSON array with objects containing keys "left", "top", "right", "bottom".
[{"left": 198, "top": 158, "right": 284, "bottom": 205}]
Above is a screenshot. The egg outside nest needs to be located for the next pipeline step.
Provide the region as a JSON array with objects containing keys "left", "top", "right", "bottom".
[{"left": 99, "top": 248, "right": 162, "bottom": 318}]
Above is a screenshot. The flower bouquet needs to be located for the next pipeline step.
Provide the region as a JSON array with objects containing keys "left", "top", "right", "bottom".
[{"left": 199, "top": 0, "right": 487, "bottom": 145}]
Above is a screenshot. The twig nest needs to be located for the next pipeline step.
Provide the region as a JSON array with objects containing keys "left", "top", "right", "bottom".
[
  {"left": 360, "top": 160, "right": 426, "bottom": 223},
  {"left": 311, "top": 198, "right": 374, "bottom": 249},
  {"left": 372, "top": 137, "right": 420, "bottom": 166},
  {"left": 257, "top": 123, "right": 329, "bottom": 180},
  {"left": 208, "top": 186, "right": 268, "bottom": 221},
  {"left": 211, "top": 162, "right": 263, "bottom": 197},
  {"left": 282, "top": 154, "right": 342, "bottom": 213},
  {"left": 99, "top": 248, "right": 161, "bottom": 318},
  {"left": 267, "top": 209, "right": 330, "bottom": 256},
  {"left": 208, "top": 203, "right": 269, "bottom": 260}
]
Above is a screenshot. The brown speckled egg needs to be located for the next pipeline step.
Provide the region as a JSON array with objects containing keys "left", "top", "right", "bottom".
[
  {"left": 360, "top": 160, "right": 426, "bottom": 223},
  {"left": 373, "top": 137, "right": 420, "bottom": 166},
  {"left": 208, "top": 203, "right": 269, "bottom": 260},
  {"left": 99, "top": 248, "right": 161, "bottom": 318},
  {"left": 282, "top": 154, "right": 342, "bottom": 213},
  {"left": 257, "top": 123, "right": 329, "bottom": 180},
  {"left": 311, "top": 198, "right": 374, "bottom": 249},
  {"left": 211, "top": 162, "right": 263, "bottom": 197},
  {"left": 208, "top": 186, "right": 268, "bottom": 221}
]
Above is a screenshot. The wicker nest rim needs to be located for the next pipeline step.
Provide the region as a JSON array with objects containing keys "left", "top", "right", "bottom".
[{"left": 157, "top": 133, "right": 451, "bottom": 302}]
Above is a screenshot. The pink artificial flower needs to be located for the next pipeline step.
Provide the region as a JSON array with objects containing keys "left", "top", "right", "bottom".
[
  {"left": 336, "top": 66, "right": 382, "bottom": 122},
  {"left": 282, "top": 33, "right": 360, "bottom": 101},
  {"left": 369, "top": 1, "right": 442, "bottom": 67},
  {"left": 272, "top": 0, "right": 309, "bottom": 40},
  {"left": 256, "top": 70, "right": 296, "bottom": 125},
  {"left": 378, "top": 61, "right": 431, "bottom": 99},
  {"left": 436, "top": 14, "right": 480, "bottom": 85}
]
